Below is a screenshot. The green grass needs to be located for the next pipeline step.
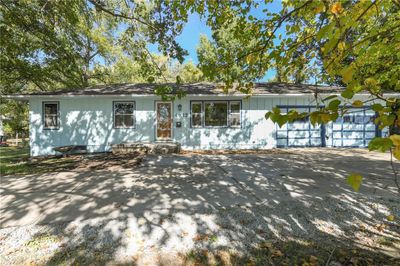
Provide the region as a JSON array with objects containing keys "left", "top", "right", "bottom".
[
  {"left": 0, "top": 146, "right": 77, "bottom": 176},
  {"left": 0, "top": 146, "right": 30, "bottom": 175}
]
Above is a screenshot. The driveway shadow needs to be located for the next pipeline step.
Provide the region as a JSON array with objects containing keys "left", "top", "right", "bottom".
[{"left": 0, "top": 149, "right": 399, "bottom": 265}]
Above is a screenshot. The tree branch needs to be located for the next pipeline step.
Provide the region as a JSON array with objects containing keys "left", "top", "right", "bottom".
[
  {"left": 390, "top": 148, "right": 400, "bottom": 194},
  {"left": 88, "top": 0, "right": 156, "bottom": 30},
  {"left": 355, "top": 0, "right": 379, "bottom": 22}
]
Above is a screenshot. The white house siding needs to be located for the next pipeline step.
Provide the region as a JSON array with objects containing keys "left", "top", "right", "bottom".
[{"left": 29, "top": 94, "right": 386, "bottom": 156}]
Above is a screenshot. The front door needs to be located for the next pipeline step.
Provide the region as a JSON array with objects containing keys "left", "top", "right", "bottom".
[{"left": 156, "top": 102, "right": 172, "bottom": 140}]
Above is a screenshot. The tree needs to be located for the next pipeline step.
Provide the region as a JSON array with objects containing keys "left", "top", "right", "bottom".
[
  {"left": 0, "top": 99, "right": 28, "bottom": 145},
  {"left": 163, "top": 0, "right": 400, "bottom": 192}
]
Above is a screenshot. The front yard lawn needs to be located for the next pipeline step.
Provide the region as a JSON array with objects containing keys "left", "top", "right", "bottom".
[{"left": 0, "top": 146, "right": 30, "bottom": 175}]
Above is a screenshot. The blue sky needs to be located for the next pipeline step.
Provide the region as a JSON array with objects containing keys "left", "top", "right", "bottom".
[{"left": 168, "top": 1, "right": 283, "bottom": 81}]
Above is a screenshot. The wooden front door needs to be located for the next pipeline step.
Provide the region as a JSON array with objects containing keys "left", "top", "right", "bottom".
[{"left": 156, "top": 102, "right": 172, "bottom": 139}]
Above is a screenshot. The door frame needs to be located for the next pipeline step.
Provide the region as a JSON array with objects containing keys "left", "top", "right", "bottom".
[{"left": 155, "top": 101, "right": 173, "bottom": 141}]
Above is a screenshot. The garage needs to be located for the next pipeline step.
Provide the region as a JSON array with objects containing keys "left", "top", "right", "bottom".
[
  {"left": 276, "top": 106, "right": 382, "bottom": 148},
  {"left": 276, "top": 106, "right": 324, "bottom": 147}
]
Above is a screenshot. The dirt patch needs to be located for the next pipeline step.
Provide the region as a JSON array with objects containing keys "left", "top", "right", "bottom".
[{"left": 25, "top": 152, "right": 144, "bottom": 174}]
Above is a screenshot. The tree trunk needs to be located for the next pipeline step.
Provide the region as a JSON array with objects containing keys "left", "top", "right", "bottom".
[{"left": 15, "top": 131, "right": 18, "bottom": 146}]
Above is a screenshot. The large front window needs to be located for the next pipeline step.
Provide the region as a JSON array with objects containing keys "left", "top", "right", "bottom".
[
  {"left": 114, "top": 101, "right": 135, "bottom": 128},
  {"left": 191, "top": 101, "right": 241, "bottom": 128},
  {"left": 43, "top": 102, "right": 59, "bottom": 129}
]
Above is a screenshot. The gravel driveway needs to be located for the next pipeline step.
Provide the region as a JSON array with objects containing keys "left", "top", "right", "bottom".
[{"left": 0, "top": 149, "right": 399, "bottom": 265}]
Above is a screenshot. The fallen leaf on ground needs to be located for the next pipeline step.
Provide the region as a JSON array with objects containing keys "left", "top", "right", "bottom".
[{"left": 387, "top": 215, "right": 395, "bottom": 221}]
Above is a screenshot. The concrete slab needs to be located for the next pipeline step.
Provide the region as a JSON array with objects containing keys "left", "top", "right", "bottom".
[{"left": 1, "top": 149, "right": 398, "bottom": 229}]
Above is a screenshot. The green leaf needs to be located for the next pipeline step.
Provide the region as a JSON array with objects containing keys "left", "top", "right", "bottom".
[
  {"left": 341, "top": 89, "right": 354, "bottom": 99},
  {"left": 393, "top": 147, "right": 400, "bottom": 160},
  {"left": 347, "top": 173, "right": 363, "bottom": 192},
  {"left": 368, "top": 137, "right": 393, "bottom": 152},
  {"left": 328, "top": 99, "right": 341, "bottom": 110},
  {"left": 272, "top": 107, "right": 281, "bottom": 114},
  {"left": 371, "top": 103, "right": 383, "bottom": 112},
  {"left": 352, "top": 100, "right": 363, "bottom": 107},
  {"left": 341, "top": 66, "right": 354, "bottom": 83}
]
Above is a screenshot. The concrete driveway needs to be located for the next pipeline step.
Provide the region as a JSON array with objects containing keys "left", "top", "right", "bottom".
[{"left": 1, "top": 149, "right": 399, "bottom": 264}]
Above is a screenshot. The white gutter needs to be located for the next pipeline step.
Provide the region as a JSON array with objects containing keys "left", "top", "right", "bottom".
[{"left": 4, "top": 93, "right": 399, "bottom": 100}]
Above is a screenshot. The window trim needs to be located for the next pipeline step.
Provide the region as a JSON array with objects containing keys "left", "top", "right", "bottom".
[
  {"left": 190, "top": 100, "right": 242, "bottom": 128},
  {"left": 42, "top": 101, "right": 60, "bottom": 130},
  {"left": 113, "top": 101, "right": 136, "bottom": 129}
]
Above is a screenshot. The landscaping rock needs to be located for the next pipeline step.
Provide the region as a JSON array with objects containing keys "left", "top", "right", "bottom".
[{"left": 112, "top": 142, "right": 181, "bottom": 155}]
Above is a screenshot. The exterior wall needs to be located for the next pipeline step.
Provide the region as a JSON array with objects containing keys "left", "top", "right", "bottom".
[
  {"left": 29, "top": 96, "right": 158, "bottom": 156},
  {"left": 29, "top": 94, "right": 382, "bottom": 156}
]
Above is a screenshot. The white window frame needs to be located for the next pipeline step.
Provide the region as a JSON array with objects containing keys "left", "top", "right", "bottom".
[
  {"left": 43, "top": 101, "right": 60, "bottom": 130},
  {"left": 191, "top": 101, "right": 203, "bottom": 128},
  {"left": 229, "top": 101, "right": 241, "bottom": 128},
  {"left": 113, "top": 101, "right": 136, "bottom": 129}
]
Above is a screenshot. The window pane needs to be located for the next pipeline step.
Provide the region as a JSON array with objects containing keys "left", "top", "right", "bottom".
[
  {"left": 205, "top": 102, "right": 228, "bottom": 127},
  {"left": 230, "top": 102, "right": 240, "bottom": 113},
  {"left": 45, "top": 115, "right": 58, "bottom": 128},
  {"left": 115, "top": 102, "right": 134, "bottom": 115},
  {"left": 230, "top": 113, "right": 241, "bottom": 127},
  {"left": 45, "top": 104, "right": 57, "bottom": 115},
  {"left": 192, "top": 102, "right": 202, "bottom": 113},
  {"left": 192, "top": 113, "right": 202, "bottom": 127},
  {"left": 115, "top": 115, "right": 134, "bottom": 127}
]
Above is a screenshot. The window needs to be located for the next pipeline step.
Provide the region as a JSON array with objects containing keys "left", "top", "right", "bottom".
[
  {"left": 191, "top": 101, "right": 241, "bottom": 128},
  {"left": 43, "top": 102, "right": 59, "bottom": 129},
  {"left": 114, "top": 101, "right": 135, "bottom": 128},
  {"left": 229, "top": 101, "right": 241, "bottom": 127},
  {"left": 191, "top": 102, "right": 202, "bottom": 127},
  {"left": 205, "top": 102, "right": 228, "bottom": 127}
]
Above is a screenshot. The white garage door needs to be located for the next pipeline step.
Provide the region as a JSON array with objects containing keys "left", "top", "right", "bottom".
[
  {"left": 330, "top": 108, "right": 377, "bottom": 147},
  {"left": 276, "top": 106, "right": 323, "bottom": 147},
  {"left": 276, "top": 106, "right": 382, "bottom": 148}
]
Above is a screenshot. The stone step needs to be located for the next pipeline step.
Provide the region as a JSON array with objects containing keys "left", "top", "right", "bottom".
[{"left": 111, "top": 142, "right": 181, "bottom": 155}]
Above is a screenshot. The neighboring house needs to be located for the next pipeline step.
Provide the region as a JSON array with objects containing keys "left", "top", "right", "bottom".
[{"left": 8, "top": 83, "right": 396, "bottom": 157}]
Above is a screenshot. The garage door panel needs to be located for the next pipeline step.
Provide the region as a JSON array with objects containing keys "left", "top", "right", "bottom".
[
  {"left": 288, "top": 123, "right": 309, "bottom": 130},
  {"left": 288, "top": 138, "right": 312, "bottom": 146},
  {"left": 365, "top": 132, "right": 376, "bottom": 138},
  {"left": 310, "top": 130, "right": 321, "bottom": 138},
  {"left": 288, "top": 131, "right": 310, "bottom": 138},
  {"left": 341, "top": 131, "right": 364, "bottom": 139},
  {"left": 365, "top": 124, "right": 375, "bottom": 131},
  {"left": 343, "top": 139, "right": 365, "bottom": 147},
  {"left": 277, "top": 139, "right": 287, "bottom": 147},
  {"left": 342, "top": 124, "right": 364, "bottom": 130}
]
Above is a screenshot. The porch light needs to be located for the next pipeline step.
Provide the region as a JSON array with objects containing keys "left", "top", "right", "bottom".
[{"left": 178, "top": 104, "right": 182, "bottom": 111}]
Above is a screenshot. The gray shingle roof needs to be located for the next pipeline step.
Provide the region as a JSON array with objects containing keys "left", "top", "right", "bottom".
[{"left": 12, "top": 82, "right": 345, "bottom": 96}]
